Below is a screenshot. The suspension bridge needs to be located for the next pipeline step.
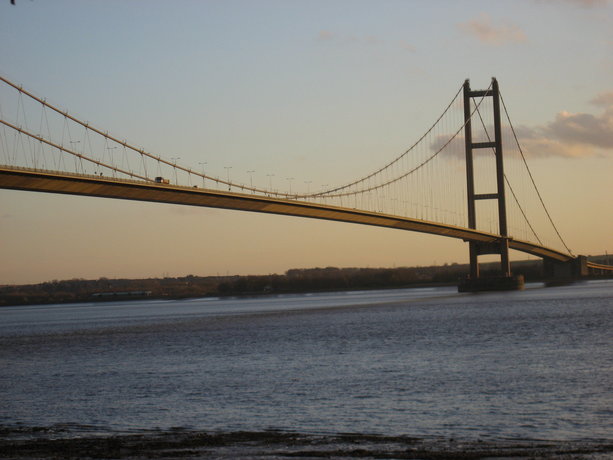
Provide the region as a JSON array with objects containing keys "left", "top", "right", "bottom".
[{"left": 0, "top": 75, "right": 610, "bottom": 290}]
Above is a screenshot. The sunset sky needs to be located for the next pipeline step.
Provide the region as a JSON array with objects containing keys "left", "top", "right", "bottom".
[{"left": 1, "top": 0, "right": 612, "bottom": 285}]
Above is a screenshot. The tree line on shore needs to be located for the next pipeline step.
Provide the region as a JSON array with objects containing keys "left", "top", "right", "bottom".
[
  {"left": 0, "top": 260, "right": 543, "bottom": 306},
  {"left": 1, "top": 255, "right": 611, "bottom": 306}
]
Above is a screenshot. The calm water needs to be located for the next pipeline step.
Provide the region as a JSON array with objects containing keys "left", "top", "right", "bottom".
[{"left": 1, "top": 281, "right": 612, "bottom": 442}]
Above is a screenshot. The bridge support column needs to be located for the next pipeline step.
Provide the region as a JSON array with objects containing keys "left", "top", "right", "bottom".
[
  {"left": 543, "top": 255, "right": 588, "bottom": 284},
  {"left": 459, "top": 78, "right": 523, "bottom": 292},
  {"left": 459, "top": 238, "right": 524, "bottom": 292}
]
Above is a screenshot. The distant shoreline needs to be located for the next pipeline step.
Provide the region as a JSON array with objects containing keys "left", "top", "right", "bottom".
[
  {"left": 2, "top": 257, "right": 611, "bottom": 307},
  {"left": 1, "top": 281, "right": 460, "bottom": 308}
]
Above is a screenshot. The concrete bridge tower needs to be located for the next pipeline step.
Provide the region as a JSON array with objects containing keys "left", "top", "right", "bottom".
[{"left": 459, "top": 78, "right": 524, "bottom": 291}]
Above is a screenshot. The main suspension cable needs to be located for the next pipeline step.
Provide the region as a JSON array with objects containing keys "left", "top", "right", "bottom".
[
  {"left": 499, "top": 91, "right": 573, "bottom": 255},
  {"left": 0, "top": 75, "right": 287, "bottom": 197},
  {"left": 0, "top": 75, "right": 464, "bottom": 201},
  {"left": 299, "top": 82, "right": 493, "bottom": 199},
  {"left": 304, "top": 84, "right": 465, "bottom": 198},
  {"left": 0, "top": 118, "right": 149, "bottom": 181}
]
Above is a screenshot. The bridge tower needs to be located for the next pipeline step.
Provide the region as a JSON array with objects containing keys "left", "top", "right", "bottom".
[{"left": 459, "top": 78, "right": 524, "bottom": 291}]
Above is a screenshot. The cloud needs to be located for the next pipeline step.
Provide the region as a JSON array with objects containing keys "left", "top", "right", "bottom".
[
  {"left": 458, "top": 13, "right": 527, "bottom": 45},
  {"left": 591, "top": 91, "right": 613, "bottom": 107},
  {"left": 569, "top": 0, "right": 610, "bottom": 6},
  {"left": 545, "top": 110, "right": 613, "bottom": 149},
  {"left": 316, "top": 30, "right": 381, "bottom": 46},
  {"left": 429, "top": 131, "right": 505, "bottom": 159},
  {"left": 363, "top": 35, "right": 380, "bottom": 46},
  {"left": 316, "top": 31, "right": 416, "bottom": 53},
  {"left": 429, "top": 92, "right": 613, "bottom": 159},
  {"left": 536, "top": 0, "right": 610, "bottom": 7},
  {"left": 513, "top": 127, "right": 595, "bottom": 158},
  {"left": 517, "top": 92, "right": 613, "bottom": 157},
  {"left": 399, "top": 41, "right": 416, "bottom": 52},
  {"left": 317, "top": 30, "right": 334, "bottom": 41},
  {"left": 429, "top": 134, "right": 465, "bottom": 158}
]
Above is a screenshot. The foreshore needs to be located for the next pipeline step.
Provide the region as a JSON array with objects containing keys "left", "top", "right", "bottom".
[{"left": 2, "top": 427, "right": 612, "bottom": 459}]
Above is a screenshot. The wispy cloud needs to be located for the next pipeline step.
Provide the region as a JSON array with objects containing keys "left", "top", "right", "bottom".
[
  {"left": 536, "top": 0, "right": 610, "bottom": 8},
  {"left": 568, "top": 0, "right": 610, "bottom": 6},
  {"left": 316, "top": 30, "right": 380, "bottom": 46},
  {"left": 317, "top": 30, "right": 335, "bottom": 41},
  {"left": 399, "top": 41, "right": 416, "bottom": 52},
  {"left": 316, "top": 30, "right": 417, "bottom": 53},
  {"left": 458, "top": 13, "right": 527, "bottom": 45},
  {"left": 591, "top": 91, "right": 613, "bottom": 107}
]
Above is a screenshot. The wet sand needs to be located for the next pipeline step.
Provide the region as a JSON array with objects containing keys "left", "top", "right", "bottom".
[{"left": 2, "top": 428, "right": 612, "bottom": 459}]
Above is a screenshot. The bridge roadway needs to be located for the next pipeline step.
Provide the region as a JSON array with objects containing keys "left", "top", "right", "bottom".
[{"left": 0, "top": 166, "right": 580, "bottom": 264}]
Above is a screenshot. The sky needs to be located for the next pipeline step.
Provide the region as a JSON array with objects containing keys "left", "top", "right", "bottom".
[{"left": 0, "top": 0, "right": 612, "bottom": 285}]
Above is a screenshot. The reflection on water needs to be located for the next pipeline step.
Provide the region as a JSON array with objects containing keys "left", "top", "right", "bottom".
[{"left": 1, "top": 281, "right": 612, "bottom": 443}]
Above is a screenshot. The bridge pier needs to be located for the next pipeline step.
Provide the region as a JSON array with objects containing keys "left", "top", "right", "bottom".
[
  {"left": 543, "top": 255, "right": 588, "bottom": 284},
  {"left": 458, "top": 274, "right": 524, "bottom": 292},
  {"left": 458, "top": 238, "right": 525, "bottom": 292}
]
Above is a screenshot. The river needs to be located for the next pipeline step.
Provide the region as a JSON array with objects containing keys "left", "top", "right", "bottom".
[{"left": 1, "top": 281, "right": 612, "bottom": 457}]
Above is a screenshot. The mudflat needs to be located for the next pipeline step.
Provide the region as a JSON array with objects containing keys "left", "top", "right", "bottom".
[{"left": 2, "top": 428, "right": 613, "bottom": 459}]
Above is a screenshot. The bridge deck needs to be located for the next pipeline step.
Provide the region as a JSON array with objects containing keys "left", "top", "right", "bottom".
[{"left": 0, "top": 166, "right": 575, "bottom": 263}]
